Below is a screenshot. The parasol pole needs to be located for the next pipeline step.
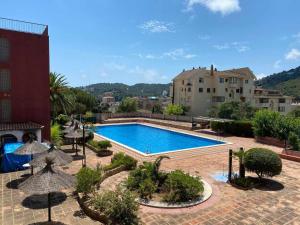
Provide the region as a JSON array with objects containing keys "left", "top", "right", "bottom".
[{"left": 48, "top": 192, "right": 51, "bottom": 222}]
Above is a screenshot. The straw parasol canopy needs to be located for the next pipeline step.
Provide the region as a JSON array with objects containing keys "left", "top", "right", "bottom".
[
  {"left": 64, "top": 129, "right": 89, "bottom": 156},
  {"left": 29, "top": 146, "right": 72, "bottom": 167},
  {"left": 14, "top": 140, "right": 48, "bottom": 155},
  {"left": 19, "top": 156, "right": 75, "bottom": 222}
]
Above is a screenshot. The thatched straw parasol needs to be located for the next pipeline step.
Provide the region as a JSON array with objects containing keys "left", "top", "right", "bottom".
[
  {"left": 29, "top": 146, "right": 72, "bottom": 167},
  {"left": 64, "top": 130, "right": 89, "bottom": 156},
  {"left": 19, "top": 156, "right": 75, "bottom": 222},
  {"left": 14, "top": 140, "right": 49, "bottom": 175}
]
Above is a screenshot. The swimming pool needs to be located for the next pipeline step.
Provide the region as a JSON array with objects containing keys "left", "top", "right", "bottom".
[{"left": 94, "top": 123, "right": 227, "bottom": 155}]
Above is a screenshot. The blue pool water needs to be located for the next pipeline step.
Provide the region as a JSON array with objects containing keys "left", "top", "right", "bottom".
[{"left": 94, "top": 124, "right": 225, "bottom": 154}]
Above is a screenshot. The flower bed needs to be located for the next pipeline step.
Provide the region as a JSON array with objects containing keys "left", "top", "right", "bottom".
[{"left": 255, "top": 136, "right": 285, "bottom": 148}]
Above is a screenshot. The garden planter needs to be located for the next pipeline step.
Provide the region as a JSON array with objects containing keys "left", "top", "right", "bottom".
[
  {"left": 279, "top": 150, "right": 300, "bottom": 162},
  {"left": 255, "top": 136, "right": 285, "bottom": 148},
  {"left": 96, "top": 149, "right": 113, "bottom": 157}
]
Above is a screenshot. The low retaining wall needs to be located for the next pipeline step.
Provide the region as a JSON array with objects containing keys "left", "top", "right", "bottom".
[
  {"left": 255, "top": 136, "right": 285, "bottom": 148},
  {"left": 279, "top": 150, "right": 300, "bottom": 163},
  {"left": 77, "top": 165, "right": 127, "bottom": 224}
]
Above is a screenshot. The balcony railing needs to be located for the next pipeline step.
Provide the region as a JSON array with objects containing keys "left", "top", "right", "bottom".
[{"left": 0, "top": 17, "right": 48, "bottom": 35}]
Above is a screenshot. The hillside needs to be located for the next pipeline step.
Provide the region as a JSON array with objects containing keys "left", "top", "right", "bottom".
[
  {"left": 256, "top": 66, "right": 300, "bottom": 99},
  {"left": 81, "top": 83, "right": 171, "bottom": 101}
]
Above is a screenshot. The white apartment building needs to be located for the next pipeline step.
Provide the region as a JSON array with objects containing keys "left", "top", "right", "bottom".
[{"left": 170, "top": 65, "right": 295, "bottom": 116}]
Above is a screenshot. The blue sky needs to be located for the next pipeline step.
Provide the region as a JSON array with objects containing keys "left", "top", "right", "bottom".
[{"left": 1, "top": 0, "right": 300, "bottom": 86}]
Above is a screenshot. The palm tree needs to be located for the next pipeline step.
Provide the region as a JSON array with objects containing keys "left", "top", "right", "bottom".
[{"left": 50, "top": 72, "right": 73, "bottom": 117}]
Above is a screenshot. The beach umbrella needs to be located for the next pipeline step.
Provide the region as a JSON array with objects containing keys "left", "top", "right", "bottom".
[
  {"left": 64, "top": 130, "right": 89, "bottom": 156},
  {"left": 14, "top": 140, "right": 49, "bottom": 175},
  {"left": 29, "top": 146, "right": 72, "bottom": 167},
  {"left": 19, "top": 156, "right": 75, "bottom": 222},
  {"left": 14, "top": 140, "right": 48, "bottom": 155}
]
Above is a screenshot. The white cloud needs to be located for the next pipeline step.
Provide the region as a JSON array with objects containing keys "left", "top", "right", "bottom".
[
  {"left": 137, "top": 48, "right": 197, "bottom": 60},
  {"left": 199, "top": 34, "right": 211, "bottom": 40},
  {"left": 273, "top": 60, "right": 282, "bottom": 69},
  {"left": 128, "top": 66, "right": 163, "bottom": 82},
  {"left": 292, "top": 32, "right": 300, "bottom": 42},
  {"left": 213, "top": 43, "right": 230, "bottom": 50},
  {"left": 185, "top": 0, "right": 240, "bottom": 15},
  {"left": 213, "top": 42, "right": 250, "bottom": 52},
  {"left": 285, "top": 48, "right": 300, "bottom": 60},
  {"left": 139, "top": 20, "right": 174, "bottom": 33},
  {"left": 257, "top": 73, "right": 266, "bottom": 79}
]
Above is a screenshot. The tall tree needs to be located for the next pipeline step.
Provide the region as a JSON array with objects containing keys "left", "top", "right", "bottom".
[{"left": 50, "top": 72, "right": 73, "bottom": 117}]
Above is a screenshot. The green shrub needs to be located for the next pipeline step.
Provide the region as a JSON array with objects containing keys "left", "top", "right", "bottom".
[
  {"left": 55, "top": 114, "right": 70, "bottom": 125},
  {"left": 51, "top": 123, "right": 62, "bottom": 146},
  {"left": 104, "top": 152, "right": 137, "bottom": 171},
  {"left": 217, "top": 101, "right": 256, "bottom": 120},
  {"left": 211, "top": 120, "right": 253, "bottom": 137},
  {"left": 76, "top": 167, "right": 102, "bottom": 194},
  {"left": 244, "top": 148, "right": 282, "bottom": 179},
  {"left": 162, "top": 170, "right": 204, "bottom": 203},
  {"left": 88, "top": 140, "right": 98, "bottom": 148},
  {"left": 164, "top": 104, "right": 184, "bottom": 115},
  {"left": 232, "top": 176, "right": 254, "bottom": 188},
  {"left": 93, "top": 187, "right": 139, "bottom": 225},
  {"left": 98, "top": 140, "right": 112, "bottom": 150},
  {"left": 138, "top": 178, "right": 157, "bottom": 200},
  {"left": 288, "top": 132, "right": 300, "bottom": 151},
  {"left": 117, "top": 97, "right": 137, "bottom": 113},
  {"left": 126, "top": 162, "right": 154, "bottom": 191},
  {"left": 252, "top": 110, "right": 281, "bottom": 137}
]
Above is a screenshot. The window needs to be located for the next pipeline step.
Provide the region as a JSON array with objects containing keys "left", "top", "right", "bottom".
[
  {"left": 225, "top": 88, "right": 228, "bottom": 92},
  {"left": 219, "top": 78, "right": 224, "bottom": 83},
  {"left": 240, "top": 87, "right": 243, "bottom": 94},
  {"left": 212, "top": 96, "right": 225, "bottom": 103},
  {"left": 182, "top": 80, "right": 184, "bottom": 85},
  {"left": 0, "top": 38, "right": 10, "bottom": 62},
  {"left": 207, "top": 88, "right": 210, "bottom": 93},
  {"left": 245, "top": 80, "right": 249, "bottom": 84},
  {"left": 187, "top": 87, "right": 191, "bottom": 92},
  {"left": 236, "top": 89, "right": 240, "bottom": 93},
  {"left": 0, "top": 99, "right": 11, "bottom": 122},
  {"left": 259, "top": 98, "right": 269, "bottom": 103},
  {"left": 279, "top": 98, "right": 286, "bottom": 103},
  {"left": 213, "top": 88, "right": 216, "bottom": 93},
  {"left": 199, "top": 88, "right": 203, "bottom": 93},
  {"left": 278, "top": 106, "right": 285, "bottom": 112},
  {"left": 249, "top": 89, "right": 252, "bottom": 94},
  {"left": 225, "top": 78, "right": 228, "bottom": 82},
  {"left": 0, "top": 69, "right": 11, "bottom": 92},
  {"left": 199, "top": 78, "right": 203, "bottom": 83},
  {"left": 181, "top": 88, "right": 183, "bottom": 92},
  {"left": 229, "top": 77, "right": 237, "bottom": 84}
]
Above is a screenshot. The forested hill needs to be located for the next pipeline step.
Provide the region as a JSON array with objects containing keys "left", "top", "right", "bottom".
[
  {"left": 256, "top": 66, "right": 300, "bottom": 99},
  {"left": 80, "top": 83, "right": 171, "bottom": 101}
]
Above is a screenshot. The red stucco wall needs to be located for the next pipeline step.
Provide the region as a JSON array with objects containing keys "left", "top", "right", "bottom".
[{"left": 0, "top": 28, "right": 50, "bottom": 140}]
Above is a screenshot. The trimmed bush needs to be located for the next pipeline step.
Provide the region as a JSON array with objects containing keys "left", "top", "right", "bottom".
[
  {"left": 162, "top": 170, "right": 204, "bottom": 203},
  {"left": 93, "top": 187, "right": 139, "bottom": 225},
  {"left": 104, "top": 152, "right": 137, "bottom": 171},
  {"left": 211, "top": 120, "right": 253, "bottom": 137},
  {"left": 98, "top": 140, "right": 112, "bottom": 150},
  {"left": 76, "top": 167, "right": 102, "bottom": 194},
  {"left": 244, "top": 148, "right": 282, "bottom": 178},
  {"left": 288, "top": 132, "right": 300, "bottom": 151}
]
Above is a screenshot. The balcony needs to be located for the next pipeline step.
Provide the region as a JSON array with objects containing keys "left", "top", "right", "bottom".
[{"left": 0, "top": 17, "right": 48, "bottom": 35}]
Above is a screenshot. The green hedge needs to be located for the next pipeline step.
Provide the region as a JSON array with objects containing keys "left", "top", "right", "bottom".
[{"left": 211, "top": 120, "right": 253, "bottom": 137}]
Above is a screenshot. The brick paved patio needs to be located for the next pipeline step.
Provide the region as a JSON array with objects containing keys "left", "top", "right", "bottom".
[{"left": 1, "top": 123, "right": 300, "bottom": 225}]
